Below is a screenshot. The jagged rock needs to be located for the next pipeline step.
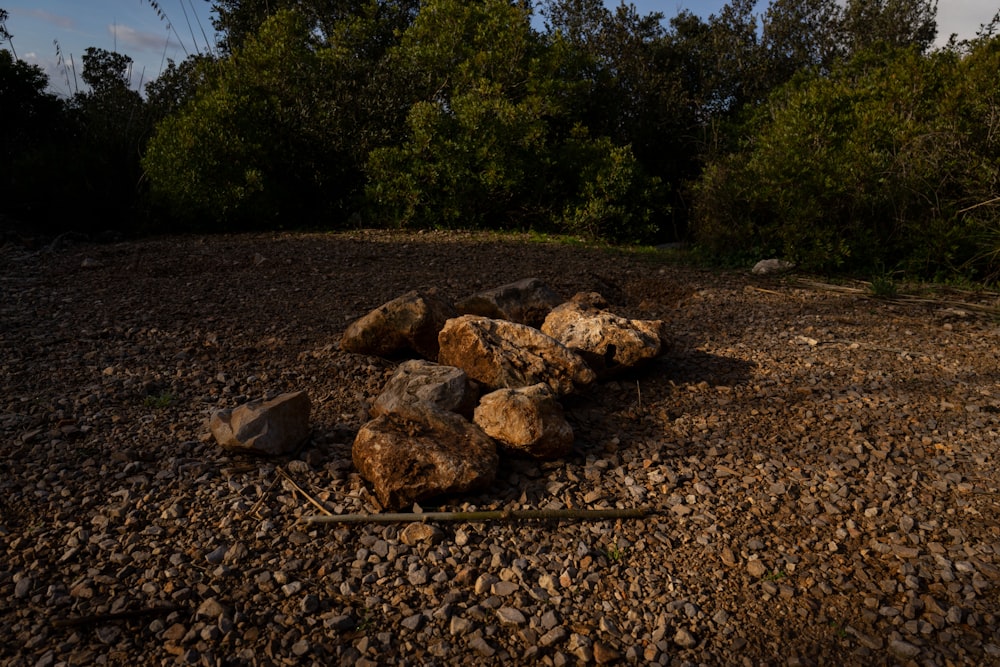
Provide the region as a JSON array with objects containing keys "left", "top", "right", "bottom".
[
  {"left": 371, "top": 359, "right": 479, "bottom": 419},
  {"left": 353, "top": 402, "right": 498, "bottom": 510},
  {"left": 541, "top": 292, "right": 668, "bottom": 378},
  {"left": 438, "top": 315, "right": 595, "bottom": 395},
  {"left": 474, "top": 383, "right": 574, "bottom": 460},
  {"left": 456, "top": 278, "right": 563, "bottom": 327},
  {"left": 751, "top": 258, "right": 795, "bottom": 275},
  {"left": 209, "top": 391, "right": 311, "bottom": 456},
  {"left": 341, "top": 289, "right": 457, "bottom": 360}
]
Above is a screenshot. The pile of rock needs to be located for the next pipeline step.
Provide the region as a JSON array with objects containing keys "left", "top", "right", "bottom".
[{"left": 210, "top": 278, "right": 669, "bottom": 510}]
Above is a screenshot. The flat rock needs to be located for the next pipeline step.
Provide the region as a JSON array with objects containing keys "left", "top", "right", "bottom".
[
  {"left": 209, "top": 391, "right": 311, "bottom": 456},
  {"left": 438, "top": 315, "right": 595, "bottom": 395},
  {"left": 371, "top": 359, "right": 479, "bottom": 419},
  {"left": 455, "top": 277, "right": 563, "bottom": 327}
]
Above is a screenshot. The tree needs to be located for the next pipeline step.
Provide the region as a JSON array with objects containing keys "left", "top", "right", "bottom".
[
  {"left": 0, "top": 48, "right": 68, "bottom": 224},
  {"left": 143, "top": 10, "right": 351, "bottom": 226},
  {"left": 840, "top": 0, "right": 937, "bottom": 54},
  {"left": 761, "top": 0, "right": 843, "bottom": 83},
  {"left": 365, "top": 0, "right": 661, "bottom": 241},
  {"left": 691, "top": 39, "right": 1000, "bottom": 281}
]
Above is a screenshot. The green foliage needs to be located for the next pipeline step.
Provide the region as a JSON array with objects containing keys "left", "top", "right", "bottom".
[
  {"left": 143, "top": 11, "right": 353, "bottom": 227},
  {"left": 0, "top": 48, "right": 67, "bottom": 223},
  {"left": 364, "top": 0, "right": 662, "bottom": 242},
  {"left": 692, "top": 37, "right": 1000, "bottom": 282}
]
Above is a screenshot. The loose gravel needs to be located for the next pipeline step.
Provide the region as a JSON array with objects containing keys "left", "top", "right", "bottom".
[{"left": 2, "top": 230, "right": 999, "bottom": 666}]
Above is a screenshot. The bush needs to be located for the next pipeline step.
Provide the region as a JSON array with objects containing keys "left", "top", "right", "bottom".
[{"left": 692, "top": 39, "right": 1000, "bottom": 282}]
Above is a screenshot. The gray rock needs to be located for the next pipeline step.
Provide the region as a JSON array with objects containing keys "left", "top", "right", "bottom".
[
  {"left": 371, "top": 359, "right": 478, "bottom": 419},
  {"left": 209, "top": 391, "right": 311, "bottom": 456}
]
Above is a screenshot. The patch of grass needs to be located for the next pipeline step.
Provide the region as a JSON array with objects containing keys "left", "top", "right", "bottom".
[
  {"left": 763, "top": 570, "right": 786, "bottom": 581},
  {"left": 143, "top": 391, "right": 175, "bottom": 409},
  {"left": 829, "top": 620, "right": 848, "bottom": 639},
  {"left": 605, "top": 542, "right": 628, "bottom": 564},
  {"left": 869, "top": 265, "right": 899, "bottom": 298}
]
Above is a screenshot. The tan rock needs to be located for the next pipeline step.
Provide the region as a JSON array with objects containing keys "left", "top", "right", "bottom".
[
  {"left": 438, "top": 315, "right": 595, "bottom": 395},
  {"left": 209, "top": 391, "right": 311, "bottom": 456},
  {"left": 474, "top": 383, "right": 574, "bottom": 460},
  {"left": 541, "top": 292, "right": 668, "bottom": 378},
  {"left": 352, "top": 402, "right": 498, "bottom": 510},
  {"left": 341, "top": 289, "right": 456, "bottom": 360}
]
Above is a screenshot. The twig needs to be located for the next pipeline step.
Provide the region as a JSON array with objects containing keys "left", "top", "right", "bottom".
[
  {"left": 300, "top": 507, "right": 649, "bottom": 525},
  {"left": 248, "top": 473, "right": 281, "bottom": 519},
  {"left": 52, "top": 604, "right": 183, "bottom": 628},
  {"left": 957, "top": 196, "right": 1000, "bottom": 214},
  {"left": 276, "top": 467, "right": 334, "bottom": 517}
]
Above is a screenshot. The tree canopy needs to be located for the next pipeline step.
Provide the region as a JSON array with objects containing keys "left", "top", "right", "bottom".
[{"left": 2, "top": 0, "right": 998, "bottom": 282}]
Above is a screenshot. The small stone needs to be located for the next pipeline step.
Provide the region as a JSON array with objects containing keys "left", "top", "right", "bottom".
[
  {"left": 300, "top": 594, "right": 319, "bottom": 613},
  {"left": 196, "top": 597, "right": 226, "bottom": 619},
  {"left": 492, "top": 581, "right": 519, "bottom": 596},
  {"left": 746, "top": 559, "right": 767, "bottom": 577},
  {"left": 281, "top": 581, "right": 303, "bottom": 596},
  {"left": 291, "top": 639, "right": 310, "bottom": 656},
  {"left": 497, "top": 607, "right": 527, "bottom": 626},
  {"left": 450, "top": 616, "right": 472, "bottom": 636},
  {"left": 14, "top": 576, "right": 32, "bottom": 599},
  {"left": 205, "top": 545, "right": 228, "bottom": 565},
  {"left": 593, "top": 641, "right": 621, "bottom": 664},
  {"left": 539, "top": 626, "right": 568, "bottom": 647},
  {"left": 888, "top": 639, "right": 920, "bottom": 659},
  {"left": 674, "top": 628, "right": 698, "bottom": 649},
  {"left": 402, "top": 613, "right": 424, "bottom": 631},
  {"left": 469, "top": 636, "right": 496, "bottom": 657}
]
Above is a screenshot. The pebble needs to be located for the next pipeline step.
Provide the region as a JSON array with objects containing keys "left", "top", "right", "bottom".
[
  {"left": 3, "top": 233, "right": 999, "bottom": 667},
  {"left": 496, "top": 607, "right": 527, "bottom": 626}
]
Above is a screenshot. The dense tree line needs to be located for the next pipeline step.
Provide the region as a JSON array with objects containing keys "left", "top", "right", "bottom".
[{"left": 1, "top": 1, "right": 998, "bottom": 282}]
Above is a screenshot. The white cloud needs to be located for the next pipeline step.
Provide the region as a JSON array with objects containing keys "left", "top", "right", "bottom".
[
  {"left": 108, "top": 23, "right": 174, "bottom": 54},
  {"left": 15, "top": 8, "right": 75, "bottom": 30}
]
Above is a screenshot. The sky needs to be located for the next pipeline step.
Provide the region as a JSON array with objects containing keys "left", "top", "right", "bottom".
[{"left": 2, "top": 1, "right": 998, "bottom": 97}]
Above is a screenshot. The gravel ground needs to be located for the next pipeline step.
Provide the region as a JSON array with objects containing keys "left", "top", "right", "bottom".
[{"left": 2, "top": 230, "right": 999, "bottom": 667}]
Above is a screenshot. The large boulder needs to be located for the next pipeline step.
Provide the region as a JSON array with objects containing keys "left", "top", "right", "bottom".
[
  {"left": 474, "top": 383, "right": 574, "bottom": 460},
  {"left": 437, "top": 315, "right": 595, "bottom": 395},
  {"left": 541, "top": 292, "right": 668, "bottom": 378},
  {"left": 455, "top": 278, "right": 563, "bottom": 327},
  {"left": 353, "top": 403, "right": 498, "bottom": 510},
  {"left": 209, "top": 391, "right": 311, "bottom": 456},
  {"left": 371, "top": 359, "right": 479, "bottom": 419},
  {"left": 341, "top": 289, "right": 457, "bottom": 360}
]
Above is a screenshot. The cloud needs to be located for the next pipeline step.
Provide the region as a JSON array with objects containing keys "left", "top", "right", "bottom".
[
  {"left": 15, "top": 8, "right": 76, "bottom": 30},
  {"left": 108, "top": 23, "right": 175, "bottom": 53}
]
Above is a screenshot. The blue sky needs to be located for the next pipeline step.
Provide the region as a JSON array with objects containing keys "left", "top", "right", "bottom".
[{"left": 2, "top": 1, "right": 997, "bottom": 96}]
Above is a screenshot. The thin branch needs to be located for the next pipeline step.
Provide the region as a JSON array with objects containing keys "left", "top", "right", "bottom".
[
  {"left": 957, "top": 196, "right": 1000, "bottom": 215},
  {"left": 300, "top": 507, "right": 650, "bottom": 525},
  {"left": 276, "top": 467, "right": 334, "bottom": 517}
]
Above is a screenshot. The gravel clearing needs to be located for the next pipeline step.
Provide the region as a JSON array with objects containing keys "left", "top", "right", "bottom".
[{"left": 2, "top": 230, "right": 999, "bottom": 666}]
